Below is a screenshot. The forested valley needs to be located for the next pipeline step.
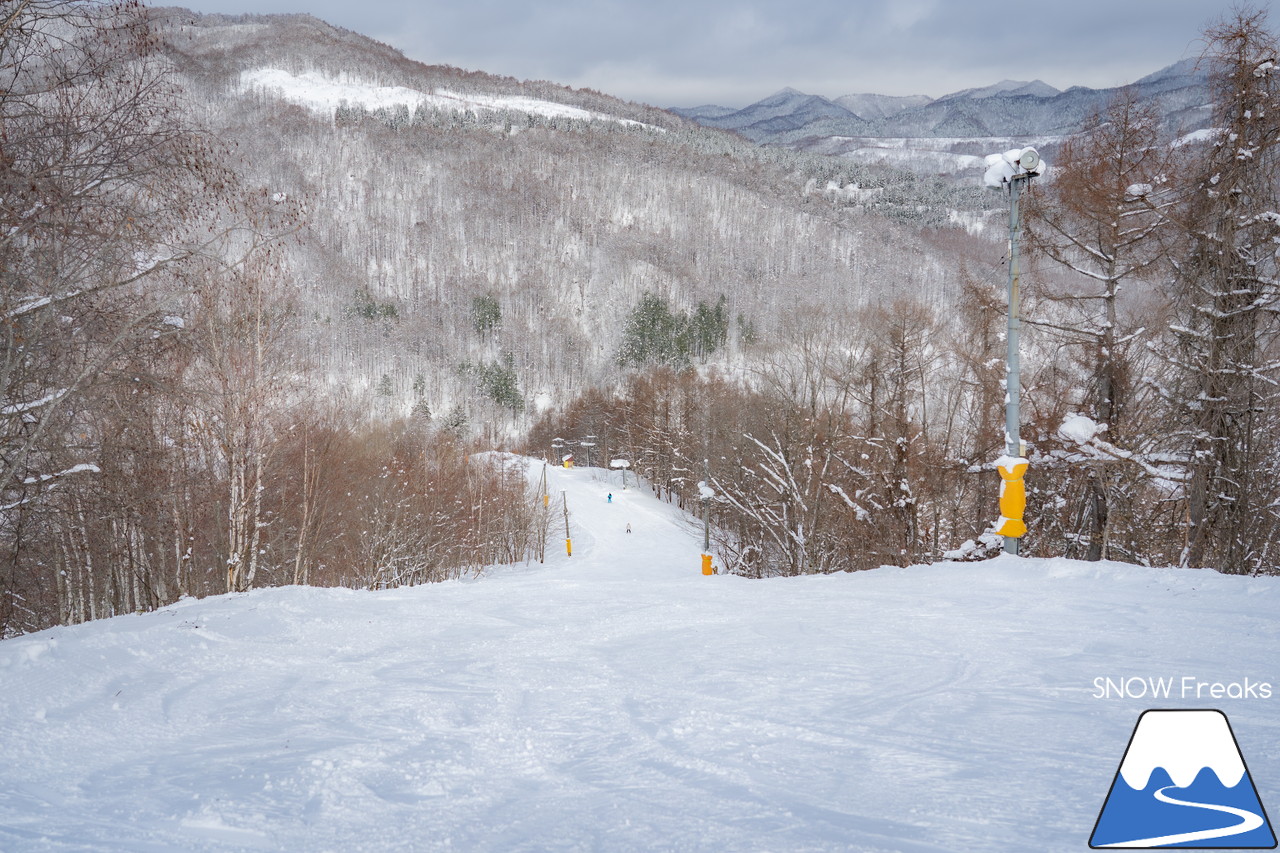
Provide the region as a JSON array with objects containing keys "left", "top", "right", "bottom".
[{"left": 3, "top": 1, "right": 1278, "bottom": 636}]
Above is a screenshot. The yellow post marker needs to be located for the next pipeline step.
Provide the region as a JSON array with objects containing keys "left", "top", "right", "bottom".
[
  {"left": 994, "top": 456, "right": 1029, "bottom": 539},
  {"left": 701, "top": 554, "right": 714, "bottom": 575},
  {"left": 561, "top": 491, "right": 571, "bottom": 555}
]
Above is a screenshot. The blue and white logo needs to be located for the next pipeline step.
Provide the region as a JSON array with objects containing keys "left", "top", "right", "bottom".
[{"left": 1091, "top": 709, "right": 1276, "bottom": 848}]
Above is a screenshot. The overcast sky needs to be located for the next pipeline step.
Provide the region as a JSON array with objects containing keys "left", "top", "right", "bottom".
[{"left": 172, "top": 0, "right": 1264, "bottom": 108}]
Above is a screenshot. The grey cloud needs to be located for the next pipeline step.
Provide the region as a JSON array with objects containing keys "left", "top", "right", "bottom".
[{"left": 178, "top": 0, "right": 1263, "bottom": 106}]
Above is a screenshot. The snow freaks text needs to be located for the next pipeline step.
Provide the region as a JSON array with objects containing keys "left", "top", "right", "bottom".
[{"left": 1093, "top": 677, "right": 1273, "bottom": 701}]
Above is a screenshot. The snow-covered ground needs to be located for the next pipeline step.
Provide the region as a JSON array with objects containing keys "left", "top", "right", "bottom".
[{"left": 2, "top": 456, "right": 1278, "bottom": 852}]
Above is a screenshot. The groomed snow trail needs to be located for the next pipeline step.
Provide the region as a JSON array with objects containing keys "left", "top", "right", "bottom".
[{"left": 2, "top": 456, "right": 1278, "bottom": 852}]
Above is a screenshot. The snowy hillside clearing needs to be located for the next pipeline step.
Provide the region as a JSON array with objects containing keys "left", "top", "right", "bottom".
[
  {"left": 239, "top": 68, "right": 658, "bottom": 129},
  {"left": 2, "top": 457, "right": 1278, "bottom": 852}
]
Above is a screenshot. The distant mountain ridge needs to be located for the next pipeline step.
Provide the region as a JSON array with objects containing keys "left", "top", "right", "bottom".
[
  {"left": 934, "top": 79, "right": 1061, "bottom": 102},
  {"left": 834, "top": 92, "right": 931, "bottom": 122},
  {"left": 672, "top": 59, "right": 1210, "bottom": 145}
]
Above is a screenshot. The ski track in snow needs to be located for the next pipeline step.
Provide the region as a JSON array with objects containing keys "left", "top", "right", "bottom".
[{"left": 1, "top": 455, "right": 1279, "bottom": 852}]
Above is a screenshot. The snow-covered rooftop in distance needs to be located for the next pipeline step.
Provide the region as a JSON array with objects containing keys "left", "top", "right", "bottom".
[{"left": 239, "top": 68, "right": 655, "bottom": 129}]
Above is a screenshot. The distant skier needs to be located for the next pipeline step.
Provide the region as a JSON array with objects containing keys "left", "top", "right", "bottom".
[
  {"left": 626, "top": 522, "right": 631, "bottom": 533},
  {"left": 607, "top": 493, "right": 612, "bottom": 503}
]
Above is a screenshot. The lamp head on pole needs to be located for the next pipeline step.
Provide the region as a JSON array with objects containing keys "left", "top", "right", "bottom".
[
  {"left": 1016, "top": 147, "right": 1039, "bottom": 174},
  {"left": 983, "top": 146, "right": 1048, "bottom": 189}
]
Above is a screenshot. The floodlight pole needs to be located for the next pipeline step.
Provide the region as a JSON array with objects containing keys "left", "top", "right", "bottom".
[
  {"left": 700, "top": 458, "right": 714, "bottom": 575},
  {"left": 1003, "top": 172, "right": 1031, "bottom": 555},
  {"left": 702, "top": 459, "right": 711, "bottom": 553},
  {"left": 983, "top": 146, "right": 1039, "bottom": 557}
]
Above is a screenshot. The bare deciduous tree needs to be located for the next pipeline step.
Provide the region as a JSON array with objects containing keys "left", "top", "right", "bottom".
[
  {"left": 1162, "top": 7, "right": 1280, "bottom": 571},
  {"left": 0, "top": 0, "right": 230, "bottom": 631},
  {"left": 1024, "top": 89, "right": 1182, "bottom": 560}
]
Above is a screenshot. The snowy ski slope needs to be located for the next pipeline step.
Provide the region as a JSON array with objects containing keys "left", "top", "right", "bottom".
[
  {"left": 238, "top": 69, "right": 657, "bottom": 129},
  {"left": 1, "top": 456, "right": 1278, "bottom": 852}
]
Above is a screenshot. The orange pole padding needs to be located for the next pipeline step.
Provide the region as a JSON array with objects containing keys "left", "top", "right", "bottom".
[
  {"left": 995, "top": 457, "right": 1029, "bottom": 538},
  {"left": 701, "top": 554, "right": 714, "bottom": 575}
]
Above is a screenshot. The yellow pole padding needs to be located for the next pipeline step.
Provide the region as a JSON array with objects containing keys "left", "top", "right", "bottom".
[
  {"left": 543, "top": 493, "right": 549, "bottom": 508},
  {"left": 995, "top": 457, "right": 1029, "bottom": 538},
  {"left": 566, "top": 538, "right": 572, "bottom": 557},
  {"left": 701, "top": 554, "right": 714, "bottom": 575}
]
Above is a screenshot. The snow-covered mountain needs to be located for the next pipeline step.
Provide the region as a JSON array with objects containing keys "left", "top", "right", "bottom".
[
  {"left": 3, "top": 457, "right": 1278, "bottom": 852},
  {"left": 676, "top": 86, "right": 877, "bottom": 136},
  {"left": 149, "top": 8, "right": 991, "bottom": 428},
  {"left": 1118, "top": 711, "right": 1247, "bottom": 790},
  {"left": 833, "top": 91, "right": 932, "bottom": 122},
  {"left": 935, "top": 79, "right": 1062, "bottom": 102},
  {"left": 672, "top": 59, "right": 1210, "bottom": 146},
  {"left": 1092, "top": 709, "right": 1277, "bottom": 848}
]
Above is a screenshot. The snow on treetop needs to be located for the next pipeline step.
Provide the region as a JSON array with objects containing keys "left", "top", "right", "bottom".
[
  {"left": 239, "top": 68, "right": 655, "bottom": 129},
  {"left": 983, "top": 146, "right": 1048, "bottom": 188},
  {"left": 1058, "top": 414, "right": 1102, "bottom": 444}
]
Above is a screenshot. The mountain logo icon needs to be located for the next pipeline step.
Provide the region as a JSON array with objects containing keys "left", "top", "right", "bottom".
[{"left": 1090, "top": 709, "right": 1276, "bottom": 848}]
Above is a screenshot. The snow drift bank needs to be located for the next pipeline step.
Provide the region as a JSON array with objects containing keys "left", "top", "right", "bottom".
[{"left": 1, "top": 459, "right": 1278, "bottom": 852}]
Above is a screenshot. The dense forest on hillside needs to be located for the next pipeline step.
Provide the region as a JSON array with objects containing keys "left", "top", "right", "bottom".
[
  {"left": 1, "top": 1, "right": 1277, "bottom": 636},
  {"left": 178, "top": 9, "right": 991, "bottom": 432}
]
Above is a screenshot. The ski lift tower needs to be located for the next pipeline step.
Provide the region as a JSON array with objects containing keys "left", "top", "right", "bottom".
[
  {"left": 578, "top": 437, "right": 596, "bottom": 469},
  {"left": 983, "top": 147, "right": 1045, "bottom": 555},
  {"left": 609, "top": 458, "right": 631, "bottom": 489}
]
